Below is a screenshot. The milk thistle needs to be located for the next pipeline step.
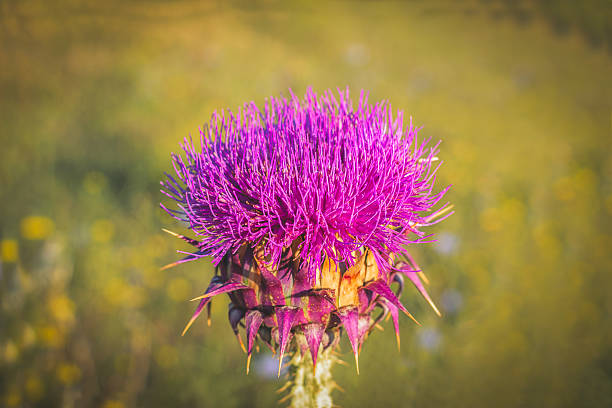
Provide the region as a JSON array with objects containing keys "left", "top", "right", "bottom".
[{"left": 161, "top": 88, "right": 451, "bottom": 407}]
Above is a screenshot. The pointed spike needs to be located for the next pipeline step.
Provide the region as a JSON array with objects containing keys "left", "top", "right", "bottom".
[
  {"left": 276, "top": 382, "right": 291, "bottom": 394},
  {"left": 161, "top": 228, "right": 199, "bottom": 246},
  {"left": 387, "top": 302, "right": 401, "bottom": 351},
  {"left": 190, "top": 282, "right": 247, "bottom": 301},
  {"left": 335, "top": 358, "right": 348, "bottom": 367},
  {"left": 402, "top": 270, "right": 441, "bottom": 317},
  {"left": 366, "top": 279, "right": 422, "bottom": 325},
  {"left": 275, "top": 307, "right": 300, "bottom": 378},
  {"left": 277, "top": 356, "right": 283, "bottom": 378},
  {"left": 160, "top": 260, "right": 183, "bottom": 271},
  {"left": 404, "top": 310, "right": 421, "bottom": 326},
  {"left": 246, "top": 353, "right": 252, "bottom": 375},
  {"left": 303, "top": 323, "right": 325, "bottom": 370},
  {"left": 338, "top": 307, "right": 360, "bottom": 374},
  {"left": 396, "top": 331, "right": 401, "bottom": 352},
  {"left": 417, "top": 270, "right": 430, "bottom": 285},
  {"left": 365, "top": 279, "right": 408, "bottom": 315},
  {"left": 236, "top": 332, "right": 247, "bottom": 353},
  {"left": 181, "top": 297, "right": 211, "bottom": 336},
  {"left": 207, "top": 302, "right": 212, "bottom": 326},
  {"left": 245, "top": 310, "right": 264, "bottom": 355},
  {"left": 161, "top": 227, "right": 179, "bottom": 237},
  {"left": 334, "top": 382, "right": 345, "bottom": 393},
  {"left": 181, "top": 277, "right": 225, "bottom": 335},
  {"left": 354, "top": 351, "right": 360, "bottom": 375}
]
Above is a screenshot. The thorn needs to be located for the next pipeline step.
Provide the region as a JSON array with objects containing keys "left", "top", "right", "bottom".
[
  {"left": 277, "top": 355, "right": 283, "bottom": 378},
  {"left": 396, "top": 332, "right": 401, "bottom": 352},
  {"left": 375, "top": 323, "right": 384, "bottom": 331},
  {"left": 160, "top": 261, "right": 181, "bottom": 271},
  {"left": 190, "top": 293, "right": 212, "bottom": 301},
  {"left": 181, "top": 317, "right": 197, "bottom": 336},
  {"left": 276, "top": 382, "right": 291, "bottom": 394},
  {"left": 278, "top": 393, "right": 291, "bottom": 404},
  {"left": 236, "top": 333, "right": 246, "bottom": 353},
  {"left": 354, "top": 352, "right": 360, "bottom": 375},
  {"left": 246, "top": 354, "right": 252, "bottom": 375},
  {"left": 428, "top": 298, "right": 442, "bottom": 317},
  {"left": 417, "top": 270, "right": 430, "bottom": 285},
  {"left": 333, "top": 382, "right": 345, "bottom": 393},
  {"left": 207, "top": 302, "right": 212, "bottom": 326},
  {"left": 403, "top": 309, "right": 421, "bottom": 326},
  {"left": 161, "top": 228, "right": 180, "bottom": 237}
]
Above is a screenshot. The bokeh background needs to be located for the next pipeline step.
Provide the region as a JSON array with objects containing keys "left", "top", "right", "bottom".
[{"left": 1, "top": 1, "right": 611, "bottom": 407}]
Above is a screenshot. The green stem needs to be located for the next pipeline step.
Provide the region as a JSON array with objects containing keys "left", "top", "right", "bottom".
[{"left": 288, "top": 347, "right": 336, "bottom": 408}]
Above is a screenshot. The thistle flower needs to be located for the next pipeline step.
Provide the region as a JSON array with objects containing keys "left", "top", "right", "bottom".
[{"left": 161, "top": 88, "right": 451, "bottom": 383}]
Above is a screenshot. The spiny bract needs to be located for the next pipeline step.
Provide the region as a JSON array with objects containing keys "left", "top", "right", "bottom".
[{"left": 161, "top": 87, "right": 451, "bottom": 375}]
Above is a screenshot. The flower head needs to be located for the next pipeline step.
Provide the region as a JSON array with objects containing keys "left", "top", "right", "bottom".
[{"left": 161, "top": 88, "right": 451, "bottom": 374}]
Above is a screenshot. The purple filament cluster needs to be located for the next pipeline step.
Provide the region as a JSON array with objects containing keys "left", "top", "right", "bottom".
[{"left": 161, "top": 87, "right": 449, "bottom": 282}]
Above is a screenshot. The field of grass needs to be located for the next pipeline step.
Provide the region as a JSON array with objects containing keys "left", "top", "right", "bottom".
[{"left": 1, "top": 1, "right": 611, "bottom": 407}]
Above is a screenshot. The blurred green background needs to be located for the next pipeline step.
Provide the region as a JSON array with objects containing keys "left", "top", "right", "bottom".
[{"left": 1, "top": 1, "right": 611, "bottom": 407}]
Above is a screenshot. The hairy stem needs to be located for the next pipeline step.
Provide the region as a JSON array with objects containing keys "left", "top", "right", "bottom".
[{"left": 288, "top": 348, "right": 336, "bottom": 408}]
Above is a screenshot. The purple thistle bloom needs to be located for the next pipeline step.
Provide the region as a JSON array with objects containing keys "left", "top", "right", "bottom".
[{"left": 161, "top": 87, "right": 451, "bottom": 374}]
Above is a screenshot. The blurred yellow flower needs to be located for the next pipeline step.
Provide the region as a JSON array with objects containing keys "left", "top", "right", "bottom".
[
  {"left": 91, "top": 219, "right": 115, "bottom": 243},
  {"left": 48, "top": 295, "right": 75, "bottom": 325},
  {"left": 21, "top": 324, "right": 36, "bottom": 348},
  {"left": 103, "top": 277, "right": 146, "bottom": 308},
  {"left": 554, "top": 177, "right": 575, "bottom": 201},
  {"left": 56, "top": 363, "right": 81, "bottom": 385},
  {"left": 102, "top": 400, "right": 125, "bottom": 408},
  {"left": 25, "top": 376, "right": 44, "bottom": 400},
  {"left": 37, "top": 325, "right": 64, "bottom": 348},
  {"left": 0, "top": 239, "right": 18, "bottom": 262},
  {"left": 4, "top": 391, "right": 20, "bottom": 407},
  {"left": 3, "top": 340, "right": 19, "bottom": 363},
  {"left": 20, "top": 216, "right": 54, "bottom": 240}
]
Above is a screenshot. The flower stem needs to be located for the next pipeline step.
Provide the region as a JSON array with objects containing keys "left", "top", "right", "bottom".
[{"left": 288, "top": 348, "right": 336, "bottom": 408}]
